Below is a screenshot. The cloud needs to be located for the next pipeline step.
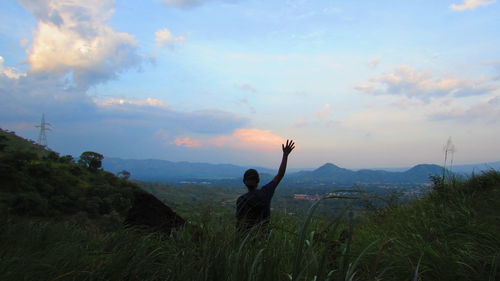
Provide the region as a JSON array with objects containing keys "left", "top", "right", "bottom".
[
  {"left": 0, "top": 71, "right": 248, "bottom": 138},
  {"left": 355, "top": 65, "right": 497, "bottom": 101},
  {"left": 234, "top": 97, "right": 256, "bottom": 113},
  {"left": 0, "top": 56, "right": 26, "bottom": 79},
  {"left": 19, "top": 0, "right": 143, "bottom": 88},
  {"left": 316, "top": 104, "right": 331, "bottom": 119},
  {"left": 450, "top": 0, "right": 496, "bottom": 11},
  {"left": 486, "top": 60, "right": 500, "bottom": 80},
  {"left": 161, "top": 0, "right": 213, "bottom": 9},
  {"left": 173, "top": 137, "right": 202, "bottom": 148},
  {"left": 293, "top": 104, "right": 337, "bottom": 128},
  {"left": 92, "top": 100, "right": 247, "bottom": 134},
  {"left": 154, "top": 128, "right": 170, "bottom": 142},
  {"left": 0, "top": 74, "right": 94, "bottom": 123},
  {"left": 155, "top": 28, "right": 185, "bottom": 48},
  {"left": 238, "top": 83, "right": 257, "bottom": 93},
  {"left": 97, "top": 98, "right": 167, "bottom": 107},
  {"left": 367, "top": 57, "right": 380, "bottom": 68},
  {"left": 430, "top": 95, "right": 500, "bottom": 122},
  {"left": 210, "top": 128, "right": 285, "bottom": 150},
  {"left": 294, "top": 118, "right": 309, "bottom": 128},
  {"left": 170, "top": 128, "right": 286, "bottom": 150}
]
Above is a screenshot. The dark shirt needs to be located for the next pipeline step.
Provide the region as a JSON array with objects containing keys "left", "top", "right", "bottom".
[{"left": 236, "top": 180, "right": 278, "bottom": 232}]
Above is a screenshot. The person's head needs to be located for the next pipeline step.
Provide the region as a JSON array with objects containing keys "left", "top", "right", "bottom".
[{"left": 243, "top": 169, "right": 259, "bottom": 190}]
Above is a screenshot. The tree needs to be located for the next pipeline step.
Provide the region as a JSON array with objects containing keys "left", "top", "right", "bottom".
[
  {"left": 78, "top": 151, "right": 103, "bottom": 171},
  {"left": 59, "top": 155, "right": 74, "bottom": 164},
  {"left": 117, "top": 170, "right": 131, "bottom": 179}
]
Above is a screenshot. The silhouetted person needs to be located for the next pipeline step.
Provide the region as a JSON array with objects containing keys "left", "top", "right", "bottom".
[{"left": 236, "top": 139, "right": 295, "bottom": 233}]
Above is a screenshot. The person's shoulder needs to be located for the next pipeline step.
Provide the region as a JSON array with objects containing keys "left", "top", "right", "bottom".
[
  {"left": 237, "top": 192, "right": 251, "bottom": 201},
  {"left": 261, "top": 180, "right": 278, "bottom": 190}
]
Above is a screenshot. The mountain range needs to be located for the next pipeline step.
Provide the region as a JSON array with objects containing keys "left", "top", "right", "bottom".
[
  {"left": 286, "top": 163, "right": 444, "bottom": 185},
  {"left": 101, "top": 157, "right": 499, "bottom": 186},
  {"left": 103, "top": 157, "right": 275, "bottom": 182}
]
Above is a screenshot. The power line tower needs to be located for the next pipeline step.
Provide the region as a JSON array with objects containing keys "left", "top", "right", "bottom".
[{"left": 35, "top": 113, "right": 52, "bottom": 147}]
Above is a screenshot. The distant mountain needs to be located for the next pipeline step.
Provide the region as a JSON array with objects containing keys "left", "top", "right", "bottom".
[
  {"left": 103, "top": 157, "right": 447, "bottom": 186},
  {"left": 102, "top": 157, "right": 275, "bottom": 182},
  {"left": 448, "top": 161, "right": 500, "bottom": 174},
  {"left": 286, "top": 163, "right": 444, "bottom": 185}
]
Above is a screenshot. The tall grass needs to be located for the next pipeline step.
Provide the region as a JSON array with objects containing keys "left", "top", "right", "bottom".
[
  {"left": 1, "top": 171, "right": 499, "bottom": 281},
  {"left": 0, "top": 196, "right": 363, "bottom": 281},
  {"left": 351, "top": 170, "right": 500, "bottom": 280}
]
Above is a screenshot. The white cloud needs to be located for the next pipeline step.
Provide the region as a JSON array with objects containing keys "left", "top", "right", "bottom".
[
  {"left": 238, "top": 83, "right": 257, "bottom": 93},
  {"left": 430, "top": 95, "right": 500, "bottom": 122},
  {"left": 355, "top": 65, "right": 497, "bottom": 101},
  {"left": 97, "top": 98, "right": 167, "bottom": 107},
  {"left": 155, "top": 28, "right": 185, "bottom": 48},
  {"left": 486, "top": 60, "right": 500, "bottom": 80},
  {"left": 367, "top": 57, "right": 380, "bottom": 68},
  {"left": 161, "top": 0, "right": 213, "bottom": 9},
  {"left": 450, "top": 0, "right": 496, "bottom": 11},
  {"left": 234, "top": 97, "right": 256, "bottom": 113},
  {"left": 316, "top": 103, "right": 331, "bottom": 119},
  {"left": 20, "top": 0, "right": 143, "bottom": 88},
  {"left": 0, "top": 56, "right": 26, "bottom": 79}
]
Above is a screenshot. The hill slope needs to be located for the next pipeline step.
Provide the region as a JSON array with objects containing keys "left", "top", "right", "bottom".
[{"left": 0, "top": 129, "right": 142, "bottom": 228}]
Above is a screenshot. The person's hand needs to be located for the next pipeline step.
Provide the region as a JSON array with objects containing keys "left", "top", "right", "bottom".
[{"left": 282, "top": 139, "right": 295, "bottom": 156}]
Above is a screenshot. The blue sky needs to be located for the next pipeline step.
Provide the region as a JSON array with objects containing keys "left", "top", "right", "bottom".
[{"left": 1, "top": 0, "right": 499, "bottom": 169}]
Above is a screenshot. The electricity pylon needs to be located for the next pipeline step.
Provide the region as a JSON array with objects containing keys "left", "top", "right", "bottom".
[{"left": 36, "top": 113, "right": 52, "bottom": 147}]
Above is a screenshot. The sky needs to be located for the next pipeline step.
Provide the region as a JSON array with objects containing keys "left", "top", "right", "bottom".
[{"left": 1, "top": 0, "right": 499, "bottom": 169}]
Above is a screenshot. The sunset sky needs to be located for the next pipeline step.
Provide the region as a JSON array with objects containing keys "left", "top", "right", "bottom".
[{"left": 1, "top": 0, "right": 499, "bottom": 169}]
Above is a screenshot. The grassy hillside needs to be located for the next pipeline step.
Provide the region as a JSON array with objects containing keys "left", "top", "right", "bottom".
[
  {"left": 0, "top": 128, "right": 142, "bottom": 229},
  {"left": 351, "top": 172, "right": 500, "bottom": 280},
  {"left": 0, "top": 129, "right": 48, "bottom": 156},
  {"left": 0, "top": 128, "right": 498, "bottom": 280}
]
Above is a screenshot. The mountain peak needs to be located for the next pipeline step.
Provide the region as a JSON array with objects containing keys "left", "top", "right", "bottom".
[
  {"left": 314, "top": 163, "right": 347, "bottom": 173},
  {"left": 406, "top": 164, "right": 443, "bottom": 173},
  {"left": 317, "top": 162, "right": 340, "bottom": 169}
]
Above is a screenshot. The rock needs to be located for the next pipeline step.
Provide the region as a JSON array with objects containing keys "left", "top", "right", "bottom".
[{"left": 124, "top": 191, "right": 186, "bottom": 233}]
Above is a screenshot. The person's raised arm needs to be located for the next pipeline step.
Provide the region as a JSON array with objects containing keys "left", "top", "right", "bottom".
[{"left": 273, "top": 139, "right": 295, "bottom": 185}]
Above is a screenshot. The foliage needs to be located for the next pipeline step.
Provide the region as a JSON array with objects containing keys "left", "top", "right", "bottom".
[
  {"left": 78, "top": 151, "right": 104, "bottom": 171},
  {"left": 0, "top": 129, "right": 140, "bottom": 227},
  {"left": 117, "top": 170, "right": 131, "bottom": 179},
  {"left": 351, "top": 171, "right": 500, "bottom": 280}
]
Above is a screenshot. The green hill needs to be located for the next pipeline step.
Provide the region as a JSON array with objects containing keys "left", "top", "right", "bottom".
[{"left": 0, "top": 128, "right": 141, "bottom": 229}]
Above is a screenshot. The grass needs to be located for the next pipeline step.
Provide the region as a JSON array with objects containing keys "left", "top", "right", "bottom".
[
  {"left": 1, "top": 171, "right": 499, "bottom": 281},
  {"left": 351, "top": 170, "right": 500, "bottom": 280}
]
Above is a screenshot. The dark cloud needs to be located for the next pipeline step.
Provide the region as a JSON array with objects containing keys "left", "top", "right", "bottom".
[
  {"left": 0, "top": 74, "right": 94, "bottom": 122},
  {"left": 1, "top": 72, "right": 248, "bottom": 149}
]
